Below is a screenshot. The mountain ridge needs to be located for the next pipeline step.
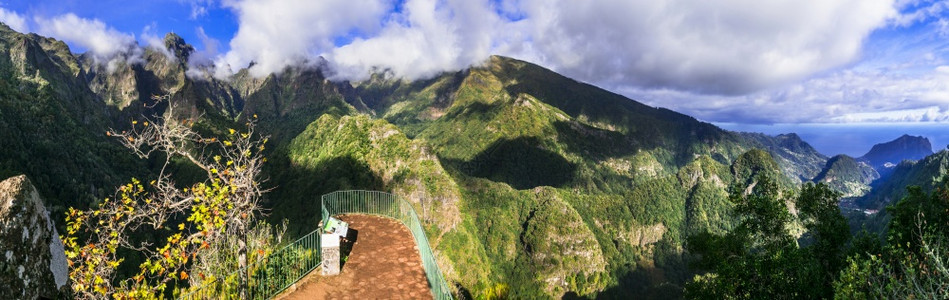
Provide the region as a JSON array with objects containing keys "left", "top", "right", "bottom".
[
  {"left": 859, "top": 134, "right": 933, "bottom": 176},
  {"left": 0, "top": 25, "right": 843, "bottom": 298}
]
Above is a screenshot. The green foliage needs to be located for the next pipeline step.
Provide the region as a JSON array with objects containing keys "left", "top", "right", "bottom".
[
  {"left": 797, "top": 183, "right": 849, "bottom": 298},
  {"left": 482, "top": 283, "right": 509, "bottom": 299},
  {"left": 886, "top": 181, "right": 949, "bottom": 252},
  {"left": 269, "top": 114, "right": 460, "bottom": 237},
  {"left": 834, "top": 176, "right": 949, "bottom": 299},
  {"left": 732, "top": 176, "right": 795, "bottom": 250},
  {"left": 835, "top": 178, "right": 949, "bottom": 299},
  {"left": 0, "top": 72, "right": 144, "bottom": 219},
  {"left": 686, "top": 176, "right": 850, "bottom": 299},
  {"left": 731, "top": 149, "right": 786, "bottom": 187},
  {"left": 860, "top": 150, "right": 949, "bottom": 209},
  {"left": 834, "top": 236, "right": 949, "bottom": 299}
]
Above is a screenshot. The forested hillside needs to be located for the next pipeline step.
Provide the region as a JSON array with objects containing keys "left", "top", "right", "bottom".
[{"left": 2, "top": 22, "right": 944, "bottom": 298}]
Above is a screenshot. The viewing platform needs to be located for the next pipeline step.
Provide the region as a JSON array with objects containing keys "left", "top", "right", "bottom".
[
  {"left": 276, "top": 214, "right": 431, "bottom": 299},
  {"left": 179, "top": 191, "right": 452, "bottom": 299}
]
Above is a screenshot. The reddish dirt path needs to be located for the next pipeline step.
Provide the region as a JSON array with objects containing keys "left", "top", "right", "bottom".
[{"left": 276, "top": 214, "right": 432, "bottom": 300}]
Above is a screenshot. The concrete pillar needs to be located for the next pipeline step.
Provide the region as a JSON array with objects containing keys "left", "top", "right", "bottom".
[{"left": 321, "top": 233, "right": 340, "bottom": 276}]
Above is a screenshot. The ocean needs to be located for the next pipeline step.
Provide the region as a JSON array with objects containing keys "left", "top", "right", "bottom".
[{"left": 714, "top": 122, "right": 949, "bottom": 158}]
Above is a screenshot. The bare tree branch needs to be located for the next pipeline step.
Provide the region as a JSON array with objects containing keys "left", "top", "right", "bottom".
[{"left": 63, "top": 95, "right": 272, "bottom": 299}]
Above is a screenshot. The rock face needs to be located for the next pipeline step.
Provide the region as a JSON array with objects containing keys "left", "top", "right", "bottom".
[
  {"left": 0, "top": 175, "right": 69, "bottom": 299},
  {"left": 736, "top": 132, "right": 828, "bottom": 183},
  {"left": 523, "top": 187, "right": 607, "bottom": 297},
  {"left": 860, "top": 134, "right": 933, "bottom": 176}
]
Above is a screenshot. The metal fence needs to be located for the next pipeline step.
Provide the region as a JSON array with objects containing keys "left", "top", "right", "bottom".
[
  {"left": 322, "top": 190, "right": 454, "bottom": 300},
  {"left": 178, "top": 226, "right": 322, "bottom": 299},
  {"left": 180, "top": 190, "right": 452, "bottom": 299}
]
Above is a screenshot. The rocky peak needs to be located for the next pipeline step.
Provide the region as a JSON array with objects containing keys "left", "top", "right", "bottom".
[
  {"left": 859, "top": 134, "right": 933, "bottom": 174},
  {"left": 163, "top": 32, "right": 194, "bottom": 63},
  {"left": 0, "top": 175, "right": 69, "bottom": 299}
]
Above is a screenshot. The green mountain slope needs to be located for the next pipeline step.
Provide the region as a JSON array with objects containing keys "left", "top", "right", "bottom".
[
  {"left": 736, "top": 132, "right": 828, "bottom": 182},
  {"left": 860, "top": 150, "right": 949, "bottom": 209},
  {"left": 333, "top": 56, "right": 811, "bottom": 297},
  {"left": 813, "top": 155, "right": 879, "bottom": 198},
  {"left": 0, "top": 27, "right": 840, "bottom": 299},
  {"left": 0, "top": 24, "right": 145, "bottom": 217}
]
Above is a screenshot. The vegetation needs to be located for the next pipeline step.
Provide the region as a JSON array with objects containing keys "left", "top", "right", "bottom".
[
  {"left": 0, "top": 58, "right": 144, "bottom": 218},
  {"left": 812, "top": 154, "right": 879, "bottom": 198},
  {"left": 687, "top": 171, "right": 949, "bottom": 299},
  {"left": 62, "top": 99, "right": 272, "bottom": 298},
  {"left": 736, "top": 132, "right": 828, "bottom": 183},
  {"left": 686, "top": 177, "right": 848, "bottom": 299},
  {"left": 836, "top": 177, "right": 949, "bottom": 299},
  {"left": 3, "top": 23, "right": 948, "bottom": 298},
  {"left": 860, "top": 150, "right": 949, "bottom": 209}
]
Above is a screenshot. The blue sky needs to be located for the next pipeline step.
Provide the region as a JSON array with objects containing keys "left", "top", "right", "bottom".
[{"left": 1, "top": 0, "right": 948, "bottom": 128}]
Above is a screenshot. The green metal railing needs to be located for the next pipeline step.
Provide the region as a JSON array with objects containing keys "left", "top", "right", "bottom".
[
  {"left": 178, "top": 226, "right": 322, "bottom": 299},
  {"left": 180, "top": 190, "right": 452, "bottom": 299},
  {"left": 322, "top": 190, "right": 454, "bottom": 300}
]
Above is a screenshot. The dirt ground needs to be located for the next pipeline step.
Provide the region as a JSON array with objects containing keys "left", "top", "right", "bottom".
[{"left": 275, "top": 214, "right": 432, "bottom": 300}]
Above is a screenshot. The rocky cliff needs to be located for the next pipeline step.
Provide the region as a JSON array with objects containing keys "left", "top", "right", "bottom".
[
  {"left": 0, "top": 175, "right": 69, "bottom": 298},
  {"left": 736, "top": 132, "right": 828, "bottom": 183}
]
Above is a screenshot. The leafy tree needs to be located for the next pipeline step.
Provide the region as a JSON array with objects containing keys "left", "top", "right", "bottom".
[
  {"left": 835, "top": 176, "right": 949, "bottom": 299},
  {"left": 62, "top": 97, "right": 270, "bottom": 299},
  {"left": 685, "top": 176, "right": 850, "bottom": 299},
  {"left": 685, "top": 175, "right": 795, "bottom": 298},
  {"left": 797, "top": 182, "right": 849, "bottom": 297}
]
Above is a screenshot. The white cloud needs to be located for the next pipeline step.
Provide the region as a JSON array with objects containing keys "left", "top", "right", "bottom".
[
  {"left": 183, "top": 0, "right": 216, "bottom": 19},
  {"left": 142, "top": 24, "right": 175, "bottom": 61},
  {"left": 215, "top": 0, "right": 390, "bottom": 78},
  {"left": 186, "top": 26, "right": 223, "bottom": 79},
  {"left": 511, "top": 0, "right": 898, "bottom": 95},
  {"left": 0, "top": 7, "right": 28, "bottom": 33},
  {"left": 625, "top": 63, "right": 949, "bottom": 124},
  {"left": 212, "top": 0, "right": 945, "bottom": 124},
  {"left": 327, "top": 0, "right": 509, "bottom": 81},
  {"left": 195, "top": 27, "right": 220, "bottom": 57},
  {"left": 216, "top": 0, "right": 900, "bottom": 95},
  {"left": 892, "top": 0, "right": 948, "bottom": 26},
  {"left": 34, "top": 13, "right": 139, "bottom": 66},
  {"left": 834, "top": 106, "right": 949, "bottom": 122}
]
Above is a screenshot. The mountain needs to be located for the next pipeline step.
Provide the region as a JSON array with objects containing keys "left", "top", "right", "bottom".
[
  {"left": 0, "top": 25, "right": 832, "bottom": 298},
  {"left": 0, "top": 23, "right": 147, "bottom": 219},
  {"left": 315, "top": 55, "right": 813, "bottom": 297},
  {"left": 859, "top": 150, "right": 949, "bottom": 209},
  {"left": 735, "top": 132, "right": 828, "bottom": 182},
  {"left": 812, "top": 155, "right": 879, "bottom": 198},
  {"left": 859, "top": 134, "right": 933, "bottom": 176}
]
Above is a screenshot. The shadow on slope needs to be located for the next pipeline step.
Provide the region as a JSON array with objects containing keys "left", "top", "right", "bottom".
[
  {"left": 267, "top": 155, "right": 384, "bottom": 238},
  {"left": 443, "top": 137, "right": 577, "bottom": 190}
]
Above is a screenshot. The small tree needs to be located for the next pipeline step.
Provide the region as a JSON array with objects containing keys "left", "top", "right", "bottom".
[{"left": 62, "top": 96, "right": 269, "bottom": 299}]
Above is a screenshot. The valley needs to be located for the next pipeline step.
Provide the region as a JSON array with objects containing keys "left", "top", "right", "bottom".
[{"left": 0, "top": 22, "right": 946, "bottom": 299}]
